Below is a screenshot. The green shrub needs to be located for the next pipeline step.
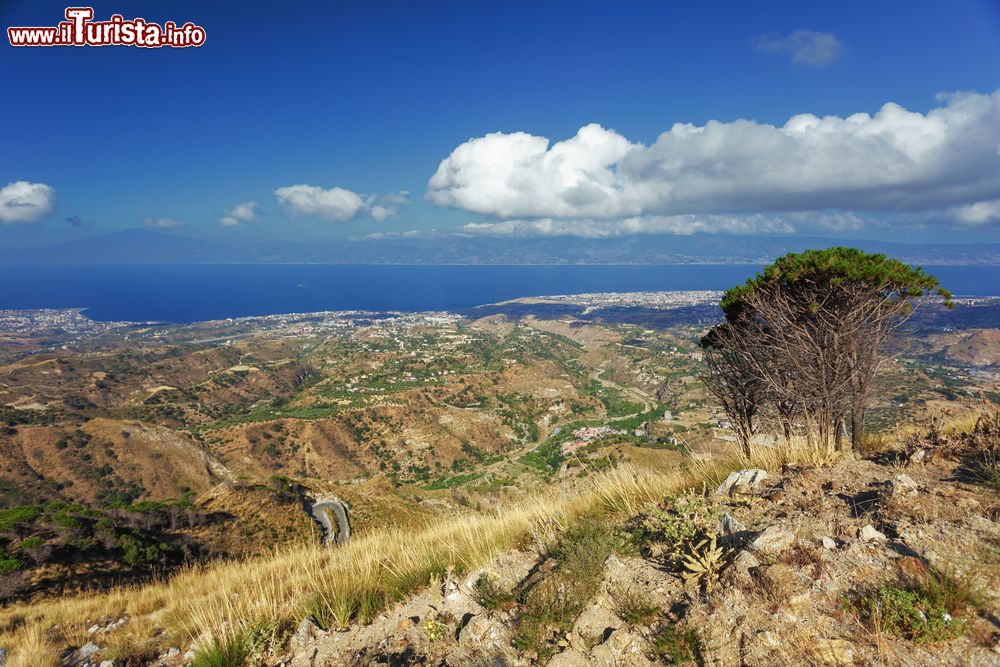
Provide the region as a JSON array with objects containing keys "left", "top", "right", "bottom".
[
  {"left": 623, "top": 493, "right": 717, "bottom": 568},
  {"left": 845, "top": 567, "right": 977, "bottom": 644},
  {"left": 846, "top": 586, "right": 961, "bottom": 643},
  {"left": 16, "top": 536, "right": 45, "bottom": 550},
  {"left": 651, "top": 624, "right": 702, "bottom": 665},
  {"left": 512, "top": 520, "right": 615, "bottom": 659},
  {"left": 190, "top": 637, "right": 247, "bottom": 667},
  {"left": 0, "top": 505, "right": 39, "bottom": 531},
  {"left": 472, "top": 574, "right": 516, "bottom": 613},
  {"left": 0, "top": 551, "right": 24, "bottom": 575},
  {"left": 610, "top": 585, "right": 659, "bottom": 627}
]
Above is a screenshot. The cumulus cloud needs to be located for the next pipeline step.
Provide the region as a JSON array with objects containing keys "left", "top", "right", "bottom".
[
  {"left": 428, "top": 90, "right": 1000, "bottom": 230},
  {"left": 754, "top": 30, "right": 844, "bottom": 67},
  {"left": 219, "top": 200, "right": 258, "bottom": 227},
  {"left": 0, "top": 181, "right": 55, "bottom": 224},
  {"left": 274, "top": 185, "right": 408, "bottom": 222},
  {"left": 370, "top": 205, "right": 394, "bottom": 222},
  {"left": 143, "top": 217, "right": 185, "bottom": 230},
  {"left": 952, "top": 199, "right": 1000, "bottom": 226}
]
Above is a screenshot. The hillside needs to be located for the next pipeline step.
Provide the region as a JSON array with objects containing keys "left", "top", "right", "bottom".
[
  {"left": 0, "top": 412, "right": 996, "bottom": 666},
  {"left": 286, "top": 415, "right": 1000, "bottom": 667}
]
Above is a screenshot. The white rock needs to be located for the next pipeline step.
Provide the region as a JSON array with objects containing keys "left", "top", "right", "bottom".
[
  {"left": 750, "top": 526, "right": 795, "bottom": 554},
  {"left": 860, "top": 524, "right": 887, "bottom": 542},
  {"left": 546, "top": 648, "right": 591, "bottom": 666},
  {"left": 821, "top": 536, "right": 837, "bottom": 550},
  {"left": 716, "top": 469, "right": 768, "bottom": 496},
  {"left": 891, "top": 473, "right": 920, "bottom": 495}
]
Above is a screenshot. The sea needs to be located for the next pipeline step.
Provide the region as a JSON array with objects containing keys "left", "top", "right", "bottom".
[{"left": 0, "top": 264, "right": 997, "bottom": 324}]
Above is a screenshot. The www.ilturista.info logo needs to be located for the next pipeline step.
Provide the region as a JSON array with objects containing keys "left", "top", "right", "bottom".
[{"left": 8, "top": 7, "right": 206, "bottom": 48}]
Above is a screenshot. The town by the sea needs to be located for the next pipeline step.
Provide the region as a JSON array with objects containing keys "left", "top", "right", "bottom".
[{"left": 1, "top": 264, "right": 997, "bottom": 323}]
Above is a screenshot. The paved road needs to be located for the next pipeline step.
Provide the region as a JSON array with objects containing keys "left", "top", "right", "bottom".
[{"left": 310, "top": 497, "right": 351, "bottom": 545}]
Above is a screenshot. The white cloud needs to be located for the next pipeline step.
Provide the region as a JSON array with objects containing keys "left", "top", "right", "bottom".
[
  {"left": 380, "top": 190, "right": 411, "bottom": 206},
  {"left": 754, "top": 30, "right": 844, "bottom": 67},
  {"left": 428, "top": 90, "right": 1000, "bottom": 230},
  {"left": 370, "top": 205, "right": 394, "bottom": 222},
  {"left": 219, "top": 200, "right": 257, "bottom": 226},
  {"left": 143, "top": 217, "right": 185, "bottom": 230},
  {"left": 274, "top": 185, "right": 409, "bottom": 222},
  {"left": 0, "top": 181, "right": 55, "bottom": 224},
  {"left": 275, "top": 184, "right": 366, "bottom": 222},
  {"left": 952, "top": 198, "right": 1000, "bottom": 226}
]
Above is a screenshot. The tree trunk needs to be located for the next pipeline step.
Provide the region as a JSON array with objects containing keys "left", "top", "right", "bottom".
[{"left": 851, "top": 405, "right": 864, "bottom": 453}]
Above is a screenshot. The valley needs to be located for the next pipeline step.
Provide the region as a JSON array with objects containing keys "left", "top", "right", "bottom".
[{"left": 0, "top": 293, "right": 997, "bottom": 602}]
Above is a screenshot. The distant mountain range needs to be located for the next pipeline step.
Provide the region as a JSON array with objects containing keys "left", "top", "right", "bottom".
[{"left": 8, "top": 228, "right": 1000, "bottom": 265}]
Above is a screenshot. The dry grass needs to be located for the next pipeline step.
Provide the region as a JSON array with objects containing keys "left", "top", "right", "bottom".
[
  {"left": 0, "top": 463, "right": 705, "bottom": 664},
  {"left": 0, "top": 433, "right": 874, "bottom": 665}
]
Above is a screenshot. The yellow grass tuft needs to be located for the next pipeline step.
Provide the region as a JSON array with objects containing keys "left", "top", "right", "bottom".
[
  {"left": 5, "top": 417, "right": 962, "bottom": 664},
  {"left": 0, "top": 463, "right": 708, "bottom": 664}
]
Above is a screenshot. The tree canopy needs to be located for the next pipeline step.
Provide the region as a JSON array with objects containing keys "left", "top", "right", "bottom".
[{"left": 702, "top": 248, "right": 951, "bottom": 456}]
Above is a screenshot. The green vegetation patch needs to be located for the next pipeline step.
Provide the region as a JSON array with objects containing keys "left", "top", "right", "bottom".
[{"left": 844, "top": 566, "right": 979, "bottom": 644}]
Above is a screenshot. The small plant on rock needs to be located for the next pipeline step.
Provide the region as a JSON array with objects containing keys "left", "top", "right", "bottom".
[
  {"left": 422, "top": 615, "right": 448, "bottom": 642},
  {"left": 680, "top": 534, "right": 728, "bottom": 594},
  {"left": 624, "top": 493, "right": 718, "bottom": 568},
  {"left": 845, "top": 565, "right": 978, "bottom": 644},
  {"left": 472, "top": 573, "right": 516, "bottom": 613},
  {"left": 609, "top": 584, "right": 660, "bottom": 627},
  {"left": 650, "top": 623, "right": 702, "bottom": 666},
  {"left": 846, "top": 586, "right": 961, "bottom": 643}
]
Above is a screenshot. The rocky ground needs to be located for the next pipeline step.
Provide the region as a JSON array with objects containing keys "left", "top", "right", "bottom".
[
  {"left": 275, "top": 420, "right": 999, "bottom": 667},
  {"left": 56, "top": 415, "right": 999, "bottom": 667}
]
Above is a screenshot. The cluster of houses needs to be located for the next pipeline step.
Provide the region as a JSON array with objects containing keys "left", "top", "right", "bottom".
[{"left": 560, "top": 425, "right": 625, "bottom": 456}]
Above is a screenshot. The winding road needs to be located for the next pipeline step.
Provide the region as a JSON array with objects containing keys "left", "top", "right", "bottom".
[{"left": 310, "top": 497, "right": 352, "bottom": 546}]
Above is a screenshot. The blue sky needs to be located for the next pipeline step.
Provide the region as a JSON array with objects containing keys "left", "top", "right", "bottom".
[{"left": 2, "top": 0, "right": 1000, "bottom": 249}]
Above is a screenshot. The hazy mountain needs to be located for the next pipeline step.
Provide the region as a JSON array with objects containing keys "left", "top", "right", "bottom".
[{"left": 10, "top": 228, "right": 1000, "bottom": 265}]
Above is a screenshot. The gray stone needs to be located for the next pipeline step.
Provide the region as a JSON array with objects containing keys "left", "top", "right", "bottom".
[
  {"left": 716, "top": 469, "right": 768, "bottom": 496},
  {"left": 821, "top": 536, "right": 837, "bottom": 550},
  {"left": 589, "top": 628, "right": 653, "bottom": 666},
  {"left": 717, "top": 512, "right": 747, "bottom": 536},
  {"left": 750, "top": 526, "right": 796, "bottom": 554},
  {"left": 78, "top": 642, "right": 102, "bottom": 658},
  {"left": 458, "top": 613, "right": 508, "bottom": 649},
  {"left": 290, "top": 616, "right": 325, "bottom": 652},
  {"left": 572, "top": 604, "right": 621, "bottom": 643},
  {"left": 717, "top": 512, "right": 749, "bottom": 547},
  {"left": 730, "top": 549, "right": 761, "bottom": 579}
]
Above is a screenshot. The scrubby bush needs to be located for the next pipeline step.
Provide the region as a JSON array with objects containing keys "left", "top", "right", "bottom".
[
  {"left": 623, "top": 493, "right": 717, "bottom": 568},
  {"left": 473, "top": 573, "right": 516, "bottom": 613},
  {"left": 845, "top": 566, "right": 978, "bottom": 644},
  {"left": 651, "top": 623, "right": 702, "bottom": 665}
]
